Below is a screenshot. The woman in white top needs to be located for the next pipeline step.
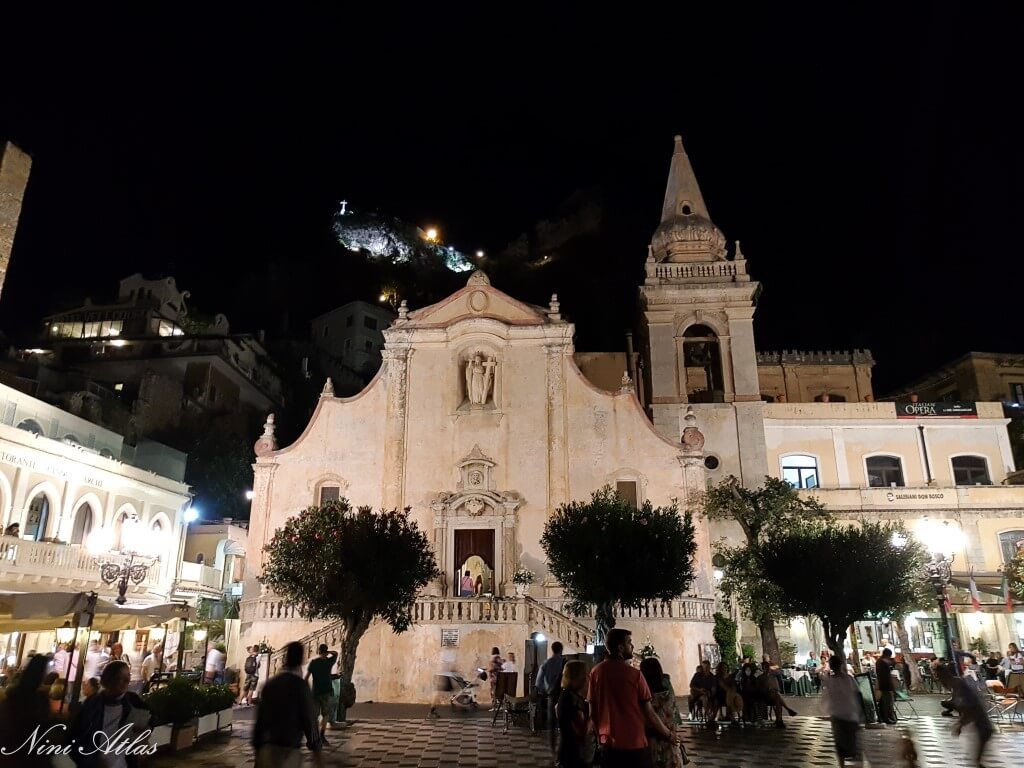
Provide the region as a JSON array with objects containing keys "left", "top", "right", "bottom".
[
  {"left": 1006, "top": 643, "right": 1024, "bottom": 695},
  {"left": 501, "top": 651, "right": 518, "bottom": 673}
]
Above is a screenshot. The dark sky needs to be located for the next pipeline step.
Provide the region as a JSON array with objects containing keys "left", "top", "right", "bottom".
[{"left": 2, "top": 4, "right": 1020, "bottom": 393}]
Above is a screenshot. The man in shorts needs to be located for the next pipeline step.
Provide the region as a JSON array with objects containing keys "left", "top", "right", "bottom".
[
  {"left": 305, "top": 643, "right": 339, "bottom": 742},
  {"left": 241, "top": 646, "right": 260, "bottom": 706}
]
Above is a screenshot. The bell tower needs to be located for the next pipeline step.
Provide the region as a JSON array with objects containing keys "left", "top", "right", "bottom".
[{"left": 639, "top": 136, "right": 767, "bottom": 485}]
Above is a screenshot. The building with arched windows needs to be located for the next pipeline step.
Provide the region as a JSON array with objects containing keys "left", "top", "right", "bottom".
[
  {"left": 0, "top": 381, "right": 193, "bottom": 667},
  {"left": 241, "top": 137, "right": 1024, "bottom": 701}
]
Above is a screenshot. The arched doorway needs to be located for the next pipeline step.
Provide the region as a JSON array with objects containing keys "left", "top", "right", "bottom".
[
  {"left": 454, "top": 534, "right": 495, "bottom": 596},
  {"left": 70, "top": 503, "right": 94, "bottom": 545},
  {"left": 682, "top": 324, "right": 724, "bottom": 402},
  {"left": 24, "top": 494, "right": 50, "bottom": 541}
]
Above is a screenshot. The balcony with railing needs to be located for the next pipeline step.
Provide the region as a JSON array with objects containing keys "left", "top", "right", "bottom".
[
  {"left": 0, "top": 537, "right": 160, "bottom": 592},
  {"left": 175, "top": 561, "right": 226, "bottom": 598}
]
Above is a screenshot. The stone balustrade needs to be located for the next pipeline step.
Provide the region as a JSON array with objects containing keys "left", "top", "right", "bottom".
[
  {"left": 0, "top": 537, "right": 159, "bottom": 590},
  {"left": 647, "top": 262, "right": 740, "bottom": 281},
  {"left": 258, "top": 593, "right": 712, "bottom": 675}
]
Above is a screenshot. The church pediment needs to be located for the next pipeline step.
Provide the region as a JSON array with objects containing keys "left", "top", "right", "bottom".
[{"left": 402, "top": 271, "right": 552, "bottom": 328}]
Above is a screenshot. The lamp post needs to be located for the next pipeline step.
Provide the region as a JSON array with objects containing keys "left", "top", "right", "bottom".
[
  {"left": 87, "top": 515, "right": 157, "bottom": 605},
  {"left": 917, "top": 519, "right": 962, "bottom": 675}
]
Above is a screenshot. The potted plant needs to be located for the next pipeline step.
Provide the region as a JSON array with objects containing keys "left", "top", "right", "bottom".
[
  {"left": 255, "top": 640, "right": 274, "bottom": 696},
  {"left": 512, "top": 566, "right": 535, "bottom": 597},
  {"left": 144, "top": 677, "right": 202, "bottom": 751},
  {"left": 201, "top": 683, "right": 236, "bottom": 732}
]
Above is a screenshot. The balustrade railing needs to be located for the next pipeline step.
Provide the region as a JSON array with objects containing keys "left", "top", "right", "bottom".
[
  {"left": 0, "top": 538, "right": 159, "bottom": 589},
  {"left": 258, "top": 593, "right": 713, "bottom": 674},
  {"left": 648, "top": 262, "right": 739, "bottom": 280}
]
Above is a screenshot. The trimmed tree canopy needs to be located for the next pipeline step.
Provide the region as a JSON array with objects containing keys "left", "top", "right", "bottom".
[
  {"left": 261, "top": 499, "right": 440, "bottom": 719},
  {"left": 261, "top": 500, "right": 439, "bottom": 631},
  {"left": 541, "top": 487, "right": 697, "bottom": 641},
  {"left": 756, "top": 519, "right": 928, "bottom": 656}
]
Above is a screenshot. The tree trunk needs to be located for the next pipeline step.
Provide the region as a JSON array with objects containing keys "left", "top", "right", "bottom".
[
  {"left": 758, "top": 618, "right": 781, "bottom": 666},
  {"left": 335, "top": 614, "right": 370, "bottom": 723},
  {"left": 892, "top": 614, "right": 923, "bottom": 691},
  {"left": 594, "top": 601, "right": 616, "bottom": 648}
]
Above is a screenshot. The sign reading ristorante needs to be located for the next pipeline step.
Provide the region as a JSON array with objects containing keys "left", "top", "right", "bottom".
[{"left": 895, "top": 401, "right": 978, "bottom": 419}]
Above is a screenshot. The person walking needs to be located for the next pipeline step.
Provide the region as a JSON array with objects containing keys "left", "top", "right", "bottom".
[
  {"left": 640, "top": 657, "right": 689, "bottom": 767},
  {"left": 536, "top": 641, "right": 567, "bottom": 758},
  {"left": 487, "top": 646, "right": 504, "bottom": 709},
  {"left": 502, "top": 651, "right": 518, "bottom": 673},
  {"left": 556, "top": 660, "right": 595, "bottom": 768},
  {"left": 252, "top": 641, "right": 323, "bottom": 768},
  {"left": 875, "top": 648, "right": 897, "bottom": 724},
  {"left": 82, "top": 640, "right": 107, "bottom": 682},
  {"left": 241, "top": 645, "right": 260, "bottom": 706},
  {"left": 204, "top": 643, "right": 226, "bottom": 684},
  {"left": 305, "top": 643, "right": 339, "bottom": 741},
  {"left": 588, "top": 628, "right": 675, "bottom": 768},
  {"left": 935, "top": 662, "right": 993, "bottom": 767},
  {"left": 821, "top": 655, "right": 863, "bottom": 766}
]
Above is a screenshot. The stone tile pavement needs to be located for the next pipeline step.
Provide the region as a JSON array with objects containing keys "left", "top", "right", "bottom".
[{"left": 152, "top": 697, "right": 1024, "bottom": 767}]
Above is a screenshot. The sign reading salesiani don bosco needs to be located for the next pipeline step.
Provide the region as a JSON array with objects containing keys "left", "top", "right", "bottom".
[{"left": 896, "top": 401, "right": 978, "bottom": 419}]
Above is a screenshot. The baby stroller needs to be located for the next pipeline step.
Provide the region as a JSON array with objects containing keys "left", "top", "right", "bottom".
[{"left": 443, "top": 669, "right": 486, "bottom": 710}]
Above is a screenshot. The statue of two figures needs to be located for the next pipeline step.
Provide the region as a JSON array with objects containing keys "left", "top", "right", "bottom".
[{"left": 465, "top": 354, "right": 496, "bottom": 406}]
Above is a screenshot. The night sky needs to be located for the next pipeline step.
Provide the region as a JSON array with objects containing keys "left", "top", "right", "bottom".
[{"left": 2, "top": 5, "right": 1020, "bottom": 394}]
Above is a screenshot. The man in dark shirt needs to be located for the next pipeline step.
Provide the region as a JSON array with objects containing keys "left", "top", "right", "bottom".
[
  {"left": 875, "top": 648, "right": 896, "bottom": 724},
  {"left": 253, "top": 641, "right": 323, "bottom": 768},
  {"left": 305, "top": 643, "right": 339, "bottom": 742},
  {"left": 535, "top": 641, "right": 566, "bottom": 757},
  {"left": 936, "top": 662, "right": 993, "bottom": 767}
]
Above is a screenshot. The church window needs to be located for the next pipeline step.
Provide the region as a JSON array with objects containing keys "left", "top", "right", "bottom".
[
  {"left": 781, "top": 454, "right": 819, "bottom": 489},
  {"left": 322, "top": 326, "right": 329, "bottom": 338},
  {"left": 682, "top": 325, "right": 724, "bottom": 403},
  {"left": 363, "top": 316, "right": 378, "bottom": 330},
  {"left": 704, "top": 455, "right": 721, "bottom": 471},
  {"left": 999, "top": 530, "right": 1024, "bottom": 563},
  {"left": 813, "top": 393, "right": 846, "bottom": 402},
  {"left": 866, "top": 455, "right": 904, "bottom": 488},
  {"left": 951, "top": 455, "right": 990, "bottom": 485},
  {"left": 319, "top": 486, "right": 340, "bottom": 505},
  {"left": 615, "top": 481, "right": 639, "bottom": 508},
  {"left": 346, "top": 315, "right": 354, "bottom": 327},
  {"left": 680, "top": 203, "right": 693, "bottom": 215}
]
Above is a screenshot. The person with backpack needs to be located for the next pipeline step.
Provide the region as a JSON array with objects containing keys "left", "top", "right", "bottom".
[
  {"left": 536, "top": 642, "right": 567, "bottom": 758},
  {"left": 241, "top": 646, "right": 260, "bottom": 706}
]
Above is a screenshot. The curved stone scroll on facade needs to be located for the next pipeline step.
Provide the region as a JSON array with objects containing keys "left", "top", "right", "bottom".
[
  {"left": 429, "top": 445, "right": 523, "bottom": 598},
  {"left": 253, "top": 413, "right": 277, "bottom": 457}
]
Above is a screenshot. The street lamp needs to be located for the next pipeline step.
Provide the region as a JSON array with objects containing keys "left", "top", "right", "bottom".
[
  {"left": 87, "top": 515, "right": 158, "bottom": 605},
  {"left": 916, "top": 519, "right": 964, "bottom": 673}
]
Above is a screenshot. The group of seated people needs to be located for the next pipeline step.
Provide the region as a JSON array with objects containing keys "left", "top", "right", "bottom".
[{"left": 688, "top": 657, "right": 798, "bottom": 729}]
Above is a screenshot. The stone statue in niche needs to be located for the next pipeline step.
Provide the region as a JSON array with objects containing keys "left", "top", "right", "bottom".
[{"left": 465, "top": 355, "right": 496, "bottom": 406}]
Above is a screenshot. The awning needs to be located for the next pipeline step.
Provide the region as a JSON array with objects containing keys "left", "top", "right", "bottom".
[
  {"left": 949, "top": 571, "right": 1009, "bottom": 598},
  {"left": 0, "top": 590, "right": 195, "bottom": 633}
]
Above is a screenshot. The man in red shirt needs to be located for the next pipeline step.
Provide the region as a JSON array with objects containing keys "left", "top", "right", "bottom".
[{"left": 589, "top": 628, "right": 676, "bottom": 768}]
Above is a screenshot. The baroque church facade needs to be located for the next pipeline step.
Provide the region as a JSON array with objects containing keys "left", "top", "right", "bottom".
[{"left": 241, "top": 138, "right": 1024, "bottom": 701}]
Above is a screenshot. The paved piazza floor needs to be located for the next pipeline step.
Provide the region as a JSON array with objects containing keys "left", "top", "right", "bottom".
[{"left": 154, "top": 695, "right": 1024, "bottom": 767}]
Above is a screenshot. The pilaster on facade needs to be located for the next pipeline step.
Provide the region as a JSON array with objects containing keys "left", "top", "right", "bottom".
[
  {"left": 545, "top": 343, "right": 569, "bottom": 511},
  {"left": 382, "top": 345, "right": 411, "bottom": 510}
]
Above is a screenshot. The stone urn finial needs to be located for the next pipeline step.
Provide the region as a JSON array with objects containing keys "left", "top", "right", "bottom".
[
  {"left": 321, "top": 378, "right": 335, "bottom": 398},
  {"left": 398, "top": 299, "right": 408, "bottom": 320},
  {"left": 547, "top": 294, "right": 561, "bottom": 321},
  {"left": 254, "top": 413, "right": 277, "bottom": 456},
  {"left": 681, "top": 406, "right": 705, "bottom": 452},
  {"left": 619, "top": 371, "right": 635, "bottom": 394}
]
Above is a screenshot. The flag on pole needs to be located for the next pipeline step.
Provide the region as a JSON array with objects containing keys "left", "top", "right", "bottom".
[
  {"left": 969, "top": 573, "right": 981, "bottom": 612},
  {"left": 943, "top": 592, "right": 953, "bottom": 615}
]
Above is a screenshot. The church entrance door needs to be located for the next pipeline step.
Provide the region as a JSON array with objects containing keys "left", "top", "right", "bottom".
[{"left": 454, "top": 529, "right": 495, "bottom": 597}]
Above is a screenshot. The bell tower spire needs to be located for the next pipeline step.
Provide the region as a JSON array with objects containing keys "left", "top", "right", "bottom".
[
  {"left": 638, "top": 136, "right": 767, "bottom": 485},
  {"left": 660, "top": 135, "right": 712, "bottom": 223}
]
